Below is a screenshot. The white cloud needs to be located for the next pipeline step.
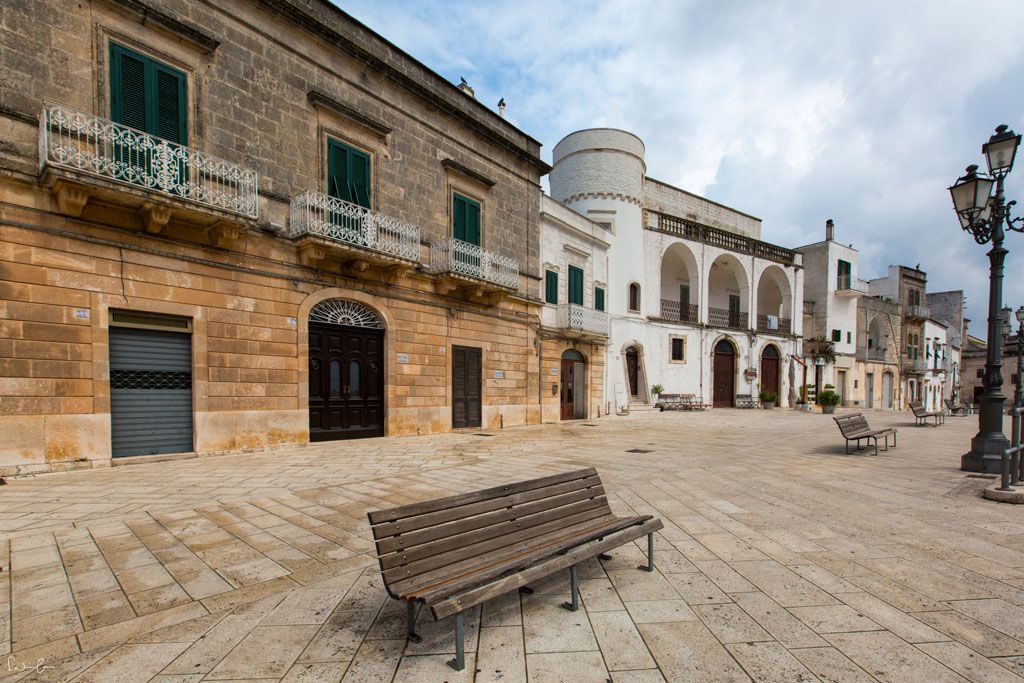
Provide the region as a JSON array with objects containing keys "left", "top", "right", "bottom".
[{"left": 342, "top": 0, "right": 1024, "bottom": 334}]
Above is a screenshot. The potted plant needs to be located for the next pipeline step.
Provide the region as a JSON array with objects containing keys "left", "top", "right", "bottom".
[
  {"left": 650, "top": 384, "right": 664, "bottom": 402},
  {"left": 759, "top": 390, "right": 777, "bottom": 409},
  {"left": 818, "top": 389, "right": 841, "bottom": 414}
]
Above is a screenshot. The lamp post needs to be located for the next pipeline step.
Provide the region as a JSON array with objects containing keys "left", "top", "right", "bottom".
[
  {"left": 1013, "top": 306, "right": 1024, "bottom": 414},
  {"left": 949, "top": 124, "right": 1024, "bottom": 472}
]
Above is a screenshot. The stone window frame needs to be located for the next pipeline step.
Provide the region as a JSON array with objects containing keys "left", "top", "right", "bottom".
[
  {"left": 669, "top": 334, "right": 686, "bottom": 364},
  {"left": 444, "top": 164, "right": 492, "bottom": 252},
  {"left": 628, "top": 282, "right": 641, "bottom": 313}
]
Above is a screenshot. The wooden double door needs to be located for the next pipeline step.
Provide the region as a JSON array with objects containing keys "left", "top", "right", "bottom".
[
  {"left": 560, "top": 352, "right": 587, "bottom": 420},
  {"left": 452, "top": 345, "right": 482, "bottom": 429},
  {"left": 713, "top": 340, "right": 736, "bottom": 407},
  {"left": 308, "top": 322, "right": 384, "bottom": 441}
]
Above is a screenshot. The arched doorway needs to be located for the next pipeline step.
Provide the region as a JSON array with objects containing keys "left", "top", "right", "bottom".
[
  {"left": 625, "top": 346, "right": 640, "bottom": 398},
  {"left": 308, "top": 299, "right": 385, "bottom": 441},
  {"left": 713, "top": 339, "right": 736, "bottom": 407},
  {"left": 760, "top": 345, "right": 780, "bottom": 400},
  {"left": 561, "top": 349, "right": 587, "bottom": 420}
]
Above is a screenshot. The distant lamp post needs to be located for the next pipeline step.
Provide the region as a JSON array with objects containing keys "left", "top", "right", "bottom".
[
  {"left": 1013, "top": 306, "right": 1024, "bottom": 414},
  {"left": 949, "top": 124, "right": 1024, "bottom": 472}
]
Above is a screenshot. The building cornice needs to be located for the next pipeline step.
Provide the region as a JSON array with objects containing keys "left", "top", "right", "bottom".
[{"left": 107, "top": 0, "right": 220, "bottom": 53}]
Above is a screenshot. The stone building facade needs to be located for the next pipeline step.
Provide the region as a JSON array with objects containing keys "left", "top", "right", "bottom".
[
  {"left": 0, "top": 0, "right": 550, "bottom": 475},
  {"left": 549, "top": 129, "right": 803, "bottom": 411},
  {"left": 868, "top": 266, "right": 930, "bottom": 407},
  {"left": 853, "top": 294, "right": 902, "bottom": 409}
]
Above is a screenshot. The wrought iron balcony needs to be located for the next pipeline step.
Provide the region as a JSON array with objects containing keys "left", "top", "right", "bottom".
[
  {"left": 557, "top": 303, "right": 609, "bottom": 337},
  {"left": 288, "top": 190, "right": 420, "bottom": 266},
  {"left": 835, "top": 275, "right": 869, "bottom": 297},
  {"left": 903, "top": 357, "right": 928, "bottom": 373},
  {"left": 429, "top": 238, "right": 519, "bottom": 291},
  {"left": 756, "top": 314, "right": 792, "bottom": 335},
  {"left": 39, "top": 105, "right": 258, "bottom": 221},
  {"left": 708, "top": 307, "right": 748, "bottom": 330},
  {"left": 857, "top": 347, "right": 888, "bottom": 362},
  {"left": 659, "top": 299, "right": 699, "bottom": 324},
  {"left": 905, "top": 305, "right": 931, "bottom": 320}
]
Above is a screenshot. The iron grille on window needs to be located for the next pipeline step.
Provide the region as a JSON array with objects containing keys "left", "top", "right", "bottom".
[{"left": 110, "top": 369, "right": 191, "bottom": 390}]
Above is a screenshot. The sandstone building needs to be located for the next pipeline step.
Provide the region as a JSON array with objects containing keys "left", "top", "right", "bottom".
[
  {"left": 0, "top": 0, "right": 554, "bottom": 475},
  {"left": 549, "top": 129, "right": 804, "bottom": 410}
]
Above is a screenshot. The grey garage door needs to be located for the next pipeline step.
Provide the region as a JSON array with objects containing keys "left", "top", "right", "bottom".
[{"left": 109, "top": 325, "right": 193, "bottom": 457}]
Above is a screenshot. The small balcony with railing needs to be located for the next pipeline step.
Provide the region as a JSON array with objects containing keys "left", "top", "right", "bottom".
[
  {"left": 856, "top": 346, "right": 888, "bottom": 362},
  {"left": 429, "top": 238, "right": 519, "bottom": 298},
  {"left": 905, "top": 305, "right": 931, "bottom": 320},
  {"left": 39, "top": 105, "right": 258, "bottom": 242},
  {"left": 835, "top": 275, "right": 870, "bottom": 297},
  {"left": 556, "top": 304, "right": 609, "bottom": 339},
  {"left": 708, "top": 307, "right": 749, "bottom": 331},
  {"left": 658, "top": 300, "right": 699, "bottom": 324},
  {"left": 903, "top": 357, "right": 928, "bottom": 374},
  {"left": 288, "top": 190, "right": 421, "bottom": 271},
  {"left": 756, "top": 314, "right": 791, "bottom": 335}
]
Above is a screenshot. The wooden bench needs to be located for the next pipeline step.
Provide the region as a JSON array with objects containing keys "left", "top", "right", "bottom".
[
  {"left": 944, "top": 399, "right": 970, "bottom": 416},
  {"left": 834, "top": 413, "right": 897, "bottom": 455},
  {"left": 656, "top": 393, "right": 709, "bottom": 411},
  {"left": 736, "top": 393, "right": 759, "bottom": 409},
  {"left": 366, "top": 468, "right": 664, "bottom": 671},
  {"left": 910, "top": 401, "right": 945, "bottom": 426}
]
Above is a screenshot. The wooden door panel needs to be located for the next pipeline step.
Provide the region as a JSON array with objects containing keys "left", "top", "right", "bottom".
[
  {"left": 452, "top": 345, "right": 482, "bottom": 429},
  {"left": 309, "top": 322, "right": 384, "bottom": 441},
  {"left": 713, "top": 352, "right": 735, "bottom": 407}
]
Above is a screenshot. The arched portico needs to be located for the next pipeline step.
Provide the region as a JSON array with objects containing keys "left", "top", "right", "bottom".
[
  {"left": 660, "top": 243, "right": 700, "bottom": 322},
  {"left": 755, "top": 265, "right": 793, "bottom": 334},
  {"left": 707, "top": 255, "right": 749, "bottom": 330}
]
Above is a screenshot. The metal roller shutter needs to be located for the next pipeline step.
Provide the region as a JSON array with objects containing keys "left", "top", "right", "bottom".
[{"left": 109, "top": 325, "right": 193, "bottom": 457}]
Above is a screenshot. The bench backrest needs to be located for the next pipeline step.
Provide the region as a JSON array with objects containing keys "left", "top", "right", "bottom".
[
  {"left": 834, "top": 412, "right": 871, "bottom": 437},
  {"left": 736, "top": 394, "right": 751, "bottom": 399},
  {"left": 366, "top": 468, "right": 611, "bottom": 597},
  {"left": 909, "top": 402, "right": 927, "bottom": 416}
]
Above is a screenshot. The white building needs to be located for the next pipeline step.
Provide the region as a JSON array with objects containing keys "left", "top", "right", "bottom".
[
  {"left": 549, "top": 129, "right": 803, "bottom": 410},
  {"left": 538, "top": 195, "right": 610, "bottom": 422},
  {"left": 796, "top": 220, "right": 870, "bottom": 404},
  {"left": 922, "top": 319, "right": 950, "bottom": 412}
]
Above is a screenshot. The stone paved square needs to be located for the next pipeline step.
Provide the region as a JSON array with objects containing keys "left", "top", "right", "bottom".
[{"left": 1, "top": 408, "right": 1023, "bottom": 681}]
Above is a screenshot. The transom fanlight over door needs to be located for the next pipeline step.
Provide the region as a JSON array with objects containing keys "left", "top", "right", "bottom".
[{"left": 309, "top": 299, "right": 383, "bottom": 328}]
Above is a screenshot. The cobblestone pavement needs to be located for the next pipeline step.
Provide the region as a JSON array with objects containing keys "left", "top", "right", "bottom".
[{"left": 2, "top": 409, "right": 1024, "bottom": 682}]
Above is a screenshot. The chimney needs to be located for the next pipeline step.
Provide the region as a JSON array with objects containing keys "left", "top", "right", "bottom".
[
  {"left": 497, "top": 98, "right": 506, "bottom": 119},
  {"left": 457, "top": 77, "right": 475, "bottom": 99},
  {"left": 825, "top": 218, "right": 835, "bottom": 241}
]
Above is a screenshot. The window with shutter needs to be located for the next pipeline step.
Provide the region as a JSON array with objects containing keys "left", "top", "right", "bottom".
[
  {"left": 326, "top": 138, "right": 371, "bottom": 209},
  {"left": 545, "top": 270, "right": 558, "bottom": 304},
  {"left": 832, "top": 329, "right": 841, "bottom": 342},
  {"left": 568, "top": 266, "right": 584, "bottom": 305},
  {"left": 453, "top": 193, "right": 481, "bottom": 246},
  {"left": 109, "top": 43, "right": 187, "bottom": 144},
  {"left": 595, "top": 287, "right": 605, "bottom": 312}
]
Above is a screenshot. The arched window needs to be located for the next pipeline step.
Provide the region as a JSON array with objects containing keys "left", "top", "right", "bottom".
[{"left": 628, "top": 283, "right": 640, "bottom": 312}]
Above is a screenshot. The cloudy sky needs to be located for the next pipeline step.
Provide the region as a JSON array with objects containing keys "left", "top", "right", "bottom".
[{"left": 343, "top": 0, "right": 1024, "bottom": 337}]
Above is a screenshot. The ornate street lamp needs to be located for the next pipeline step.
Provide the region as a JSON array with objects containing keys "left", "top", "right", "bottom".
[{"left": 949, "top": 125, "right": 1024, "bottom": 472}]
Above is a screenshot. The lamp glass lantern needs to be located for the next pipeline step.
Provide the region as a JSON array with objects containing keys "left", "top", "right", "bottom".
[
  {"left": 982, "top": 125, "right": 1022, "bottom": 178},
  {"left": 1016, "top": 305, "right": 1024, "bottom": 324},
  {"left": 949, "top": 165, "right": 994, "bottom": 226}
]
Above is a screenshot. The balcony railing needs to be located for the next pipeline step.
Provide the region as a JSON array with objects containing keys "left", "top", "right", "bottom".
[
  {"left": 857, "top": 347, "right": 888, "bottom": 362},
  {"left": 756, "top": 314, "right": 791, "bottom": 335},
  {"left": 288, "top": 190, "right": 420, "bottom": 262},
  {"left": 659, "top": 299, "right": 699, "bottom": 323},
  {"left": 708, "top": 307, "right": 748, "bottom": 330},
  {"left": 40, "top": 104, "right": 258, "bottom": 219},
  {"left": 429, "top": 238, "right": 519, "bottom": 290},
  {"left": 835, "top": 275, "right": 869, "bottom": 295},
  {"left": 648, "top": 211, "right": 798, "bottom": 266},
  {"left": 903, "top": 358, "right": 928, "bottom": 373},
  {"left": 906, "top": 305, "right": 930, "bottom": 319},
  {"left": 557, "top": 304, "right": 609, "bottom": 336}
]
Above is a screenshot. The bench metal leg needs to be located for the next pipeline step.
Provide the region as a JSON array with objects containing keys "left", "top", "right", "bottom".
[
  {"left": 405, "top": 600, "right": 422, "bottom": 644},
  {"left": 518, "top": 586, "right": 534, "bottom": 595},
  {"left": 597, "top": 553, "right": 612, "bottom": 561},
  {"left": 448, "top": 612, "right": 465, "bottom": 671},
  {"left": 638, "top": 532, "right": 655, "bottom": 572},
  {"left": 562, "top": 565, "right": 579, "bottom": 611}
]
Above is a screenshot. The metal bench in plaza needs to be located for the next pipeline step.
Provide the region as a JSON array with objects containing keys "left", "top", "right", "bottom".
[
  {"left": 833, "top": 412, "right": 898, "bottom": 455},
  {"left": 735, "top": 393, "right": 759, "bottom": 409},
  {"left": 366, "top": 468, "right": 664, "bottom": 671},
  {"left": 910, "top": 401, "right": 945, "bottom": 426},
  {"left": 656, "top": 393, "right": 709, "bottom": 411},
  {"left": 944, "top": 398, "right": 971, "bottom": 416}
]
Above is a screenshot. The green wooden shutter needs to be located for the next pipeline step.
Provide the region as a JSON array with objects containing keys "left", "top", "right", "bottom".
[
  {"left": 568, "top": 266, "right": 584, "bottom": 305},
  {"left": 453, "top": 194, "right": 481, "bottom": 245},
  {"left": 349, "top": 147, "right": 371, "bottom": 208},
  {"left": 153, "top": 64, "right": 187, "bottom": 145},
  {"left": 465, "top": 197, "right": 481, "bottom": 246},
  {"left": 680, "top": 284, "right": 690, "bottom": 304},
  {"left": 110, "top": 44, "right": 148, "bottom": 132},
  {"left": 545, "top": 270, "right": 558, "bottom": 304},
  {"left": 453, "top": 194, "right": 467, "bottom": 242},
  {"left": 327, "top": 139, "right": 352, "bottom": 203},
  {"left": 729, "top": 294, "right": 740, "bottom": 314},
  {"left": 595, "top": 287, "right": 605, "bottom": 311}
]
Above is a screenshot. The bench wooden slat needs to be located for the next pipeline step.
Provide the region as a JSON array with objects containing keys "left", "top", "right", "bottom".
[
  {"left": 371, "top": 474, "right": 602, "bottom": 538},
  {"left": 407, "top": 514, "right": 655, "bottom": 604},
  {"left": 377, "top": 493, "right": 609, "bottom": 572},
  {"left": 431, "top": 517, "right": 664, "bottom": 621},
  {"left": 389, "top": 510, "right": 620, "bottom": 597},
  {"left": 374, "top": 485, "right": 607, "bottom": 556},
  {"left": 368, "top": 467, "right": 597, "bottom": 525}
]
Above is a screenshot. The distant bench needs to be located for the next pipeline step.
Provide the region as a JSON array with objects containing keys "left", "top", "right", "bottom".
[
  {"left": 834, "top": 413, "right": 897, "bottom": 455},
  {"left": 910, "top": 401, "right": 945, "bottom": 426},
  {"left": 367, "top": 468, "right": 664, "bottom": 671},
  {"left": 736, "top": 394, "right": 759, "bottom": 409},
  {"left": 656, "top": 393, "right": 709, "bottom": 411}
]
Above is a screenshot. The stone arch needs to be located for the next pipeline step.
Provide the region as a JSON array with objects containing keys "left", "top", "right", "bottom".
[
  {"left": 660, "top": 242, "right": 700, "bottom": 322},
  {"left": 708, "top": 254, "right": 750, "bottom": 328},
  {"left": 756, "top": 265, "right": 793, "bottom": 331}
]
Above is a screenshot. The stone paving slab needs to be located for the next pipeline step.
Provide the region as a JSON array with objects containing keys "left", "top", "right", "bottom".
[{"left": 1, "top": 409, "right": 1023, "bottom": 681}]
